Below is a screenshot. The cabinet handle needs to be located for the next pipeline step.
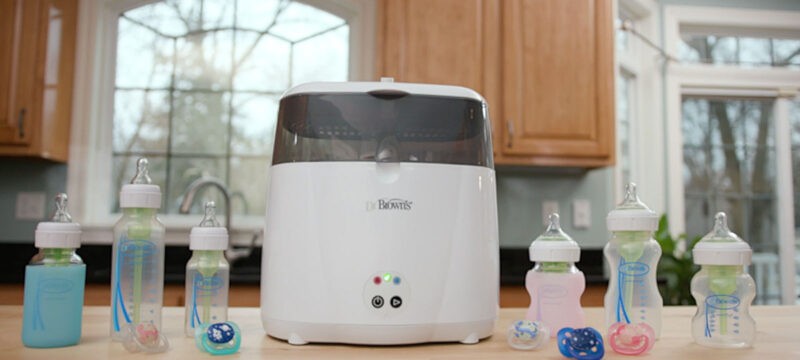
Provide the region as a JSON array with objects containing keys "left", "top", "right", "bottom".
[
  {"left": 17, "top": 108, "right": 26, "bottom": 139},
  {"left": 506, "top": 120, "right": 514, "bottom": 148}
]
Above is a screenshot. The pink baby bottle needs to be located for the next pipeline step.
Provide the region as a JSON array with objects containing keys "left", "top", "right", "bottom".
[{"left": 526, "top": 213, "right": 585, "bottom": 335}]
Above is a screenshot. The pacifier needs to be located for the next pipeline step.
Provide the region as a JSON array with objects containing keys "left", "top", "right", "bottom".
[
  {"left": 558, "top": 327, "right": 604, "bottom": 360},
  {"left": 121, "top": 323, "right": 170, "bottom": 353},
  {"left": 608, "top": 322, "right": 655, "bottom": 355},
  {"left": 507, "top": 319, "right": 550, "bottom": 350},
  {"left": 195, "top": 321, "right": 242, "bottom": 355}
]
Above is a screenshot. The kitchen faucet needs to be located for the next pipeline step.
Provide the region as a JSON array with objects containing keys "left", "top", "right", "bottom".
[{"left": 179, "top": 176, "right": 253, "bottom": 263}]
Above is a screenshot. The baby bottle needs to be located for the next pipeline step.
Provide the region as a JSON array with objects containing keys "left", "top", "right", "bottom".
[
  {"left": 691, "top": 212, "right": 755, "bottom": 348},
  {"left": 110, "top": 158, "right": 165, "bottom": 341},
  {"left": 604, "top": 183, "right": 662, "bottom": 339},
  {"left": 22, "top": 193, "right": 85, "bottom": 348},
  {"left": 526, "top": 213, "right": 585, "bottom": 335},
  {"left": 185, "top": 202, "right": 230, "bottom": 337}
]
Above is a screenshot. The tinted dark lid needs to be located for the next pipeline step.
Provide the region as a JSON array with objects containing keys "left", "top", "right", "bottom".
[{"left": 272, "top": 81, "right": 494, "bottom": 168}]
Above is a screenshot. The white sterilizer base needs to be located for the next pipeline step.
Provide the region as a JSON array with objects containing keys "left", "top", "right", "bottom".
[
  {"left": 264, "top": 319, "right": 495, "bottom": 345},
  {"left": 261, "top": 162, "right": 499, "bottom": 345}
]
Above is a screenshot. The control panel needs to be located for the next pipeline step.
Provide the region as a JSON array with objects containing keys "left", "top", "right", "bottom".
[{"left": 363, "top": 271, "right": 409, "bottom": 315}]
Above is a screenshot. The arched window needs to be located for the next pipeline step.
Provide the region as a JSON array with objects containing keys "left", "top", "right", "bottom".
[
  {"left": 69, "top": 0, "right": 374, "bottom": 234},
  {"left": 113, "top": 0, "right": 350, "bottom": 217}
]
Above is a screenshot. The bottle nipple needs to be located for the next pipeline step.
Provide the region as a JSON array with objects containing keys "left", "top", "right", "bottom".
[
  {"left": 544, "top": 213, "right": 565, "bottom": 238},
  {"left": 618, "top": 182, "right": 649, "bottom": 210},
  {"left": 699, "top": 212, "right": 743, "bottom": 243},
  {"left": 713, "top": 212, "right": 729, "bottom": 236},
  {"left": 50, "top": 193, "right": 73, "bottom": 223},
  {"left": 199, "top": 201, "right": 221, "bottom": 227},
  {"left": 130, "top": 158, "right": 153, "bottom": 184}
]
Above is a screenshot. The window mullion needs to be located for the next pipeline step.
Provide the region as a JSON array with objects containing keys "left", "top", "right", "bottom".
[{"left": 773, "top": 94, "right": 798, "bottom": 304}]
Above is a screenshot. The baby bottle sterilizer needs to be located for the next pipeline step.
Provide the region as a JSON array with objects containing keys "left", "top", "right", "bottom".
[{"left": 260, "top": 79, "right": 499, "bottom": 345}]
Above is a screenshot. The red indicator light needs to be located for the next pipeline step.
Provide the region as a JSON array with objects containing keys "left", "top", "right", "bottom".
[{"left": 373, "top": 276, "right": 381, "bottom": 285}]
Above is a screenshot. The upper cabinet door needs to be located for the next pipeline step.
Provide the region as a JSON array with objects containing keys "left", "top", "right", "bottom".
[
  {"left": 501, "top": 0, "right": 615, "bottom": 167},
  {"left": 0, "top": 0, "right": 77, "bottom": 161},
  {"left": 376, "top": 0, "right": 503, "bottom": 152},
  {"left": 376, "top": 0, "right": 497, "bottom": 89},
  {"left": 0, "top": 0, "right": 38, "bottom": 146}
]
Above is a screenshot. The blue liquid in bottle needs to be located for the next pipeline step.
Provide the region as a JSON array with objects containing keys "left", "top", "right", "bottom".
[
  {"left": 22, "top": 263, "right": 86, "bottom": 348},
  {"left": 22, "top": 193, "right": 85, "bottom": 348}
]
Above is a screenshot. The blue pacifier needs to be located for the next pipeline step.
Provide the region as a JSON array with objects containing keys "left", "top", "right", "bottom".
[
  {"left": 195, "top": 321, "right": 242, "bottom": 355},
  {"left": 507, "top": 319, "right": 550, "bottom": 350},
  {"left": 557, "top": 327, "right": 605, "bottom": 360}
]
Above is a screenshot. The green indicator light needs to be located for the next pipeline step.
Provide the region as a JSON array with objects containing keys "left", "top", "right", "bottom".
[{"left": 383, "top": 273, "right": 392, "bottom": 282}]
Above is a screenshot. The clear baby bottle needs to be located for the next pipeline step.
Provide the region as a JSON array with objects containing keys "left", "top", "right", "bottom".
[
  {"left": 185, "top": 201, "right": 230, "bottom": 337},
  {"left": 110, "top": 158, "right": 165, "bottom": 341},
  {"left": 604, "top": 183, "right": 663, "bottom": 338},
  {"left": 691, "top": 212, "right": 755, "bottom": 348},
  {"left": 22, "top": 194, "right": 85, "bottom": 348},
  {"left": 526, "top": 213, "right": 585, "bottom": 335}
]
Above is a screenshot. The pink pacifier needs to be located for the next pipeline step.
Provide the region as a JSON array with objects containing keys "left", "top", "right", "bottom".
[
  {"left": 122, "top": 323, "right": 170, "bottom": 353},
  {"left": 608, "top": 322, "right": 655, "bottom": 355}
]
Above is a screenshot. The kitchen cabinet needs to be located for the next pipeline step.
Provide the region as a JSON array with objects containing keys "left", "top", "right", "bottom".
[
  {"left": 0, "top": 0, "right": 77, "bottom": 162},
  {"left": 376, "top": 0, "right": 615, "bottom": 167}
]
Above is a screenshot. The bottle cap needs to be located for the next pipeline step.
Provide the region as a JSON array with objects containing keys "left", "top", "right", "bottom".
[
  {"left": 190, "top": 202, "right": 228, "bottom": 251},
  {"left": 606, "top": 183, "right": 658, "bottom": 231},
  {"left": 529, "top": 214, "right": 581, "bottom": 262},
  {"left": 120, "top": 158, "right": 162, "bottom": 209},
  {"left": 693, "top": 212, "right": 752, "bottom": 265},
  {"left": 35, "top": 193, "right": 81, "bottom": 248}
]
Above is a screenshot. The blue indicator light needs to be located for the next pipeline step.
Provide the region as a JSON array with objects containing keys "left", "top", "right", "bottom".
[{"left": 393, "top": 277, "right": 401, "bottom": 285}]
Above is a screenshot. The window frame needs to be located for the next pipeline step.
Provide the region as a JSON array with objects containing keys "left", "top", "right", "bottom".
[
  {"left": 613, "top": 0, "right": 665, "bottom": 209},
  {"left": 67, "top": 0, "right": 376, "bottom": 245},
  {"left": 664, "top": 5, "right": 800, "bottom": 304}
]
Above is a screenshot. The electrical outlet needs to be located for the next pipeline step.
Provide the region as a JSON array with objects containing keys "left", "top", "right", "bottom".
[
  {"left": 542, "top": 200, "right": 559, "bottom": 225},
  {"left": 573, "top": 199, "right": 591, "bottom": 229},
  {"left": 16, "top": 192, "right": 47, "bottom": 220}
]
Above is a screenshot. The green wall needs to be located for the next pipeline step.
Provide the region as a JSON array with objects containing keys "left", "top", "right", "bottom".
[
  {"left": 0, "top": 159, "right": 67, "bottom": 244},
  {"left": 497, "top": 167, "right": 614, "bottom": 249}
]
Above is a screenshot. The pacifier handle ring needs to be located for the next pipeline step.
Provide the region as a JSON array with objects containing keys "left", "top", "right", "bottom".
[
  {"left": 134, "top": 331, "right": 170, "bottom": 353},
  {"left": 199, "top": 322, "right": 242, "bottom": 356},
  {"left": 608, "top": 322, "right": 654, "bottom": 355}
]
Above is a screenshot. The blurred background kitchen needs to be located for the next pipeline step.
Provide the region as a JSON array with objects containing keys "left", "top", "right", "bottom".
[{"left": 0, "top": 0, "right": 798, "bottom": 307}]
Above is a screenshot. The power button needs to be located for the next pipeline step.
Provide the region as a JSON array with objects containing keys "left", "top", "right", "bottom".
[{"left": 371, "top": 295, "right": 384, "bottom": 308}]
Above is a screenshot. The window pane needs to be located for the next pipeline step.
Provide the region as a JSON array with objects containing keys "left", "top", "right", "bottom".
[
  {"left": 773, "top": 39, "right": 800, "bottom": 67},
  {"left": 116, "top": 17, "right": 174, "bottom": 89},
  {"left": 175, "top": 31, "right": 234, "bottom": 91},
  {"left": 113, "top": 90, "right": 170, "bottom": 153},
  {"left": 114, "top": 0, "right": 350, "bottom": 216},
  {"left": 684, "top": 196, "right": 709, "bottom": 239},
  {"left": 683, "top": 147, "right": 710, "bottom": 194},
  {"left": 167, "top": 156, "right": 228, "bottom": 214},
  {"left": 231, "top": 93, "right": 278, "bottom": 156},
  {"left": 682, "top": 96, "right": 778, "bottom": 304},
  {"left": 170, "top": 91, "right": 231, "bottom": 155},
  {"left": 679, "top": 33, "right": 800, "bottom": 68},
  {"left": 111, "top": 155, "right": 168, "bottom": 211},
  {"left": 291, "top": 25, "right": 349, "bottom": 86},
  {"left": 270, "top": 1, "right": 346, "bottom": 43},
  {"left": 229, "top": 156, "right": 270, "bottom": 216},
  {"left": 616, "top": 73, "right": 631, "bottom": 186},
  {"left": 791, "top": 99, "right": 800, "bottom": 303},
  {"left": 233, "top": 33, "right": 290, "bottom": 92},
  {"left": 739, "top": 37, "right": 771, "bottom": 67},
  {"left": 123, "top": 1, "right": 188, "bottom": 37},
  {"left": 682, "top": 98, "right": 713, "bottom": 146},
  {"left": 236, "top": 0, "right": 280, "bottom": 30},
  {"left": 615, "top": 17, "right": 628, "bottom": 53}
]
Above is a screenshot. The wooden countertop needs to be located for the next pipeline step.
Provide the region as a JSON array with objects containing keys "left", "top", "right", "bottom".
[{"left": 1, "top": 306, "right": 798, "bottom": 359}]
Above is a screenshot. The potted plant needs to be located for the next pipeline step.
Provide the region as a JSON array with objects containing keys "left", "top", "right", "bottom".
[{"left": 654, "top": 215, "right": 702, "bottom": 305}]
